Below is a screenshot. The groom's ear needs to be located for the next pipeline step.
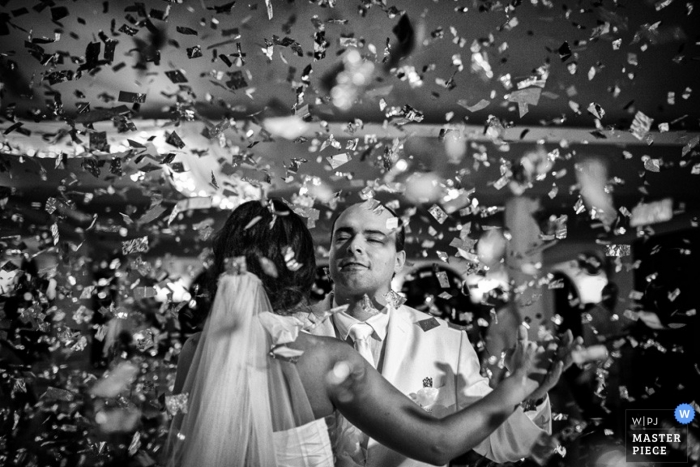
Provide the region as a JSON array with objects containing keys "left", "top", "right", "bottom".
[{"left": 394, "top": 250, "right": 406, "bottom": 273}]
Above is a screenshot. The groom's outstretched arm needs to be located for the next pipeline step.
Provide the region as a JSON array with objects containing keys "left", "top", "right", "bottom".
[{"left": 454, "top": 330, "right": 552, "bottom": 464}]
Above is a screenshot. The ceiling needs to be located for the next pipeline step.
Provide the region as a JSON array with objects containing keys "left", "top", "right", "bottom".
[
  {"left": 1, "top": 0, "right": 700, "bottom": 262},
  {"left": 1, "top": 0, "right": 699, "bottom": 127}
]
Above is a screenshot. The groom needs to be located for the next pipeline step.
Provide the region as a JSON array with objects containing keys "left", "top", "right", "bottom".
[{"left": 308, "top": 201, "right": 559, "bottom": 467}]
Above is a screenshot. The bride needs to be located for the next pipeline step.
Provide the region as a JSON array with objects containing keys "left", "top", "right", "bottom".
[{"left": 164, "top": 198, "right": 561, "bottom": 466}]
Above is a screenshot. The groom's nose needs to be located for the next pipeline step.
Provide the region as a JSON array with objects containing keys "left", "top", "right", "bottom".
[{"left": 346, "top": 235, "right": 364, "bottom": 255}]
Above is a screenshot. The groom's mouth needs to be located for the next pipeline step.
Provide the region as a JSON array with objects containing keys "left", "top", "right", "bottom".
[{"left": 339, "top": 261, "right": 367, "bottom": 271}]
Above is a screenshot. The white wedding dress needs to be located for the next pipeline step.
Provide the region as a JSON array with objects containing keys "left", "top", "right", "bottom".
[{"left": 164, "top": 273, "right": 340, "bottom": 467}]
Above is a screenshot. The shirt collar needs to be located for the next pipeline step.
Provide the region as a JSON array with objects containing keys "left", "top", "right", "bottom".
[{"left": 331, "top": 293, "right": 392, "bottom": 341}]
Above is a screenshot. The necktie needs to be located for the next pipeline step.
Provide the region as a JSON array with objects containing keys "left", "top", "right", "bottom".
[
  {"left": 348, "top": 322, "right": 375, "bottom": 368},
  {"left": 346, "top": 322, "right": 375, "bottom": 461}
]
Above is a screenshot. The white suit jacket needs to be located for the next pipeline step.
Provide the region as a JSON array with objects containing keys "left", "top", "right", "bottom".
[{"left": 307, "top": 295, "right": 552, "bottom": 467}]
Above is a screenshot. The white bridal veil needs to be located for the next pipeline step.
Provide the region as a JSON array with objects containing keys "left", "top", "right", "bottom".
[{"left": 164, "top": 272, "right": 314, "bottom": 467}]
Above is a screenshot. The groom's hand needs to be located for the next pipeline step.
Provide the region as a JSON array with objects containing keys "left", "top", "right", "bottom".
[{"left": 522, "top": 330, "right": 583, "bottom": 404}]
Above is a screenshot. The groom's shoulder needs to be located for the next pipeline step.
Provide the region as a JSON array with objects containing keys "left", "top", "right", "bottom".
[{"left": 395, "top": 305, "right": 467, "bottom": 339}]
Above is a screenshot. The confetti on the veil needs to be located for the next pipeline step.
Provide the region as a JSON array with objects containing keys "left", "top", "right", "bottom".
[
  {"left": 122, "top": 237, "right": 149, "bottom": 255},
  {"left": 605, "top": 245, "right": 631, "bottom": 257},
  {"left": 165, "top": 393, "right": 189, "bottom": 416}
]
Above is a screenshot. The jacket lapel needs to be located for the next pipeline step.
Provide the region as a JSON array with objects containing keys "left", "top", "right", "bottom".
[{"left": 379, "top": 305, "right": 414, "bottom": 385}]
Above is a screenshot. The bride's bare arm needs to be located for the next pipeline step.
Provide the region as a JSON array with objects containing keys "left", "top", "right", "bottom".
[{"left": 298, "top": 328, "right": 548, "bottom": 465}]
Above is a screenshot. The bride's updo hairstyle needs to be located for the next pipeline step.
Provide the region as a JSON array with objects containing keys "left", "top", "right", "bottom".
[{"left": 211, "top": 198, "right": 317, "bottom": 314}]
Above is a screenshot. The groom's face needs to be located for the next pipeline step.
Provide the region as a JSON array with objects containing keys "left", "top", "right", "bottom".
[{"left": 329, "top": 203, "right": 406, "bottom": 302}]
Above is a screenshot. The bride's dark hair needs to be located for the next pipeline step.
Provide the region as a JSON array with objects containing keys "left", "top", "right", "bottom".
[{"left": 211, "top": 198, "right": 316, "bottom": 313}]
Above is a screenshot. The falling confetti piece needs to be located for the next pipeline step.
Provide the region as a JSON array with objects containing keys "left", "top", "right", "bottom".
[
  {"left": 428, "top": 205, "right": 448, "bottom": 224},
  {"left": 165, "top": 393, "right": 189, "bottom": 416},
  {"left": 436, "top": 271, "right": 450, "bottom": 288},
  {"left": 587, "top": 102, "right": 605, "bottom": 119},
  {"left": 605, "top": 245, "right": 631, "bottom": 257},
  {"left": 458, "top": 99, "right": 491, "bottom": 112},
  {"left": 122, "top": 237, "right": 150, "bottom": 255},
  {"left": 326, "top": 153, "right": 350, "bottom": 169},
  {"left": 118, "top": 91, "right": 147, "bottom": 104},
  {"left": 631, "top": 111, "right": 654, "bottom": 141}
]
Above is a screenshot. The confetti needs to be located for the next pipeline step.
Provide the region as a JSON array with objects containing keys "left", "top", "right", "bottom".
[
  {"left": 165, "top": 393, "right": 189, "bottom": 416},
  {"left": 226, "top": 70, "right": 248, "bottom": 90},
  {"left": 326, "top": 153, "right": 350, "bottom": 169},
  {"left": 428, "top": 205, "right": 448, "bottom": 224},
  {"left": 122, "top": 236, "right": 150, "bottom": 255},
  {"left": 587, "top": 102, "right": 605, "bottom": 119},
  {"left": 630, "top": 111, "right": 654, "bottom": 141},
  {"left": 380, "top": 290, "right": 405, "bottom": 309},
  {"left": 270, "top": 345, "right": 304, "bottom": 363},
  {"left": 90, "top": 362, "right": 139, "bottom": 398},
  {"left": 283, "top": 246, "right": 302, "bottom": 272},
  {"left": 165, "top": 69, "right": 188, "bottom": 83},
  {"left": 558, "top": 41, "right": 572, "bottom": 61},
  {"left": 42, "top": 387, "right": 76, "bottom": 402},
  {"left": 186, "top": 45, "right": 203, "bottom": 59},
  {"left": 1, "top": 1, "right": 698, "bottom": 463},
  {"left": 435, "top": 271, "right": 450, "bottom": 288},
  {"left": 415, "top": 317, "right": 441, "bottom": 332},
  {"left": 605, "top": 245, "right": 631, "bottom": 257},
  {"left": 458, "top": 99, "right": 491, "bottom": 112},
  {"left": 118, "top": 91, "right": 147, "bottom": 104}
]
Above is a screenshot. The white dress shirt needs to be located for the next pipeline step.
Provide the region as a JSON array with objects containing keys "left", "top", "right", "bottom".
[{"left": 333, "top": 299, "right": 390, "bottom": 370}]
